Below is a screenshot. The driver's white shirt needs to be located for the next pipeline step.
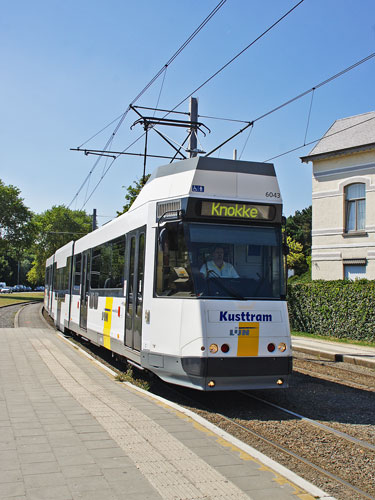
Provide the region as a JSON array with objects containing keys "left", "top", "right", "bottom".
[{"left": 200, "top": 260, "right": 239, "bottom": 278}]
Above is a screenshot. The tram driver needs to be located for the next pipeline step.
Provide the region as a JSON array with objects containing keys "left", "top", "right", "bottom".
[{"left": 200, "top": 246, "right": 239, "bottom": 279}]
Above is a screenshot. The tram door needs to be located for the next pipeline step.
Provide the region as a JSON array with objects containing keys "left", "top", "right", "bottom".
[
  {"left": 125, "top": 227, "right": 146, "bottom": 351},
  {"left": 79, "top": 251, "right": 90, "bottom": 330}
]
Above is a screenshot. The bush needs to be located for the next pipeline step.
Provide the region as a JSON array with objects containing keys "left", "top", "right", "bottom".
[{"left": 288, "top": 280, "right": 375, "bottom": 342}]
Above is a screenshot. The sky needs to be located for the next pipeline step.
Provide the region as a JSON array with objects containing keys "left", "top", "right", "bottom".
[{"left": 1, "top": 0, "right": 375, "bottom": 224}]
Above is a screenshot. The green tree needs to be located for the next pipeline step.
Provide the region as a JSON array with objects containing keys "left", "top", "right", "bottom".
[
  {"left": 285, "top": 205, "right": 312, "bottom": 256},
  {"left": 27, "top": 205, "right": 92, "bottom": 284},
  {"left": 286, "top": 236, "right": 305, "bottom": 272},
  {"left": 285, "top": 205, "right": 312, "bottom": 276},
  {"left": 117, "top": 174, "right": 151, "bottom": 216},
  {"left": 0, "top": 179, "right": 34, "bottom": 284}
]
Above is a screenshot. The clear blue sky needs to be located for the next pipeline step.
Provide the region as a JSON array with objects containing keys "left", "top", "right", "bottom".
[{"left": 1, "top": 0, "right": 374, "bottom": 224}]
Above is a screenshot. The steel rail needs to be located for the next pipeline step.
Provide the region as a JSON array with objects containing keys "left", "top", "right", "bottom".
[
  {"left": 294, "top": 362, "right": 375, "bottom": 392},
  {"left": 240, "top": 391, "right": 375, "bottom": 453},
  {"left": 166, "top": 387, "right": 375, "bottom": 500},
  {"left": 214, "top": 408, "right": 375, "bottom": 500}
]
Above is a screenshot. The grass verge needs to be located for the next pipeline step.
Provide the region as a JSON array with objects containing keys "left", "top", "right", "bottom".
[{"left": 0, "top": 292, "right": 44, "bottom": 308}]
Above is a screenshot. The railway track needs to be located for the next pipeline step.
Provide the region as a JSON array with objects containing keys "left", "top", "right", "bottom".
[
  {"left": 293, "top": 353, "right": 375, "bottom": 392},
  {"left": 34, "top": 305, "right": 375, "bottom": 500},
  {"left": 160, "top": 385, "right": 375, "bottom": 500}
]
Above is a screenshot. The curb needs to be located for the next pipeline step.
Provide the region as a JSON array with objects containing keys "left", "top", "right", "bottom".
[
  {"left": 13, "top": 301, "right": 43, "bottom": 328},
  {"left": 293, "top": 346, "right": 375, "bottom": 370},
  {"left": 124, "top": 382, "right": 335, "bottom": 500},
  {"left": 53, "top": 332, "right": 335, "bottom": 500}
]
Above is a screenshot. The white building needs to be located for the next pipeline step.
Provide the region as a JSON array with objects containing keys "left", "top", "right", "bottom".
[{"left": 301, "top": 111, "right": 375, "bottom": 280}]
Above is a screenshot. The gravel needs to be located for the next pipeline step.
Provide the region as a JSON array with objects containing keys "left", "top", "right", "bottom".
[
  {"left": 10, "top": 304, "right": 374, "bottom": 500},
  {"left": 0, "top": 304, "right": 23, "bottom": 328}
]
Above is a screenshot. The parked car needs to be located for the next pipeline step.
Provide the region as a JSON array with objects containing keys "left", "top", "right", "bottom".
[
  {"left": 34, "top": 286, "right": 45, "bottom": 291},
  {"left": 0, "top": 287, "right": 12, "bottom": 294}
]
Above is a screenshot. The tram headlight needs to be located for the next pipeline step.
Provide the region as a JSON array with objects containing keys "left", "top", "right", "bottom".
[
  {"left": 278, "top": 342, "right": 287, "bottom": 352},
  {"left": 209, "top": 343, "right": 218, "bottom": 354}
]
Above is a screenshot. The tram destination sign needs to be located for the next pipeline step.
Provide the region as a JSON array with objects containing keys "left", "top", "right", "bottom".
[{"left": 201, "top": 201, "right": 275, "bottom": 221}]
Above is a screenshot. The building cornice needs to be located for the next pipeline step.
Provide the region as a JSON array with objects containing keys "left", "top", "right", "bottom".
[{"left": 301, "top": 142, "right": 375, "bottom": 163}]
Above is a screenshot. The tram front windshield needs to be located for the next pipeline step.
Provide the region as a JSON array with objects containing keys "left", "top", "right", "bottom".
[{"left": 156, "top": 222, "right": 285, "bottom": 299}]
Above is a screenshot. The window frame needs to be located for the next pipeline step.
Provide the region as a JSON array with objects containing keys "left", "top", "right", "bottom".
[{"left": 344, "top": 183, "right": 366, "bottom": 233}]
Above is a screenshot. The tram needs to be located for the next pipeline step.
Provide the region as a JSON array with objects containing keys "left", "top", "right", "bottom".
[{"left": 45, "top": 156, "right": 292, "bottom": 390}]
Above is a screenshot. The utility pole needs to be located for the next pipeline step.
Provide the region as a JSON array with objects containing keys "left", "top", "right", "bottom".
[
  {"left": 189, "top": 97, "right": 198, "bottom": 157},
  {"left": 92, "top": 209, "right": 97, "bottom": 231}
]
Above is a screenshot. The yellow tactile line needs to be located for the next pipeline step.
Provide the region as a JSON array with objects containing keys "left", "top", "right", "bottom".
[
  {"left": 51, "top": 330, "right": 326, "bottom": 500},
  {"left": 32, "top": 338, "right": 253, "bottom": 500},
  {"left": 124, "top": 384, "right": 318, "bottom": 500}
]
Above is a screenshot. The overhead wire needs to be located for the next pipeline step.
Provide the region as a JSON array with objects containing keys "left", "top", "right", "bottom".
[
  {"left": 81, "top": 49, "right": 375, "bottom": 208},
  {"left": 303, "top": 88, "right": 315, "bottom": 145},
  {"left": 79, "top": 0, "right": 305, "bottom": 208},
  {"left": 207, "top": 51, "right": 375, "bottom": 158},
  {"left": 262, "top": 115, "right": 375, "bottom": 163},
  {"left": 69, "top": 0, "right": 227, "bottom": 208},
  {"left": 168, "top": 0, "right": 305, "bottom": 115}
]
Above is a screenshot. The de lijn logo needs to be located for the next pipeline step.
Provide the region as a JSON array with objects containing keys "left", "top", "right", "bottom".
[{"left": 230, "top": 325, "right": 258, "bottom": 336}]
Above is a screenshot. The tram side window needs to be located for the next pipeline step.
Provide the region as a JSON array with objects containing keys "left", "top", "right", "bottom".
[
  {"left": 52, "top": 263, "right": 57, "bottom": 291},
  {"left": 72, "top": 254, "right": 82, "bottom": 294},
  {"left": 53, "top": 261, "right": 70, "bottom": 295},
  {"left": 45, "top": 266, "right": 50, "bottom": 288},
  {"left": 90, "top": 236, "right": 125, "bottom": 291},
  {"left": 156, "top": 223, "right": 193, "bottom": 297}
]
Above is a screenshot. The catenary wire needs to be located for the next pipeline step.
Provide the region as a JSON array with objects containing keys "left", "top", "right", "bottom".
[
  {"left": 262, "top": 115, "right": 375, "bottom": 163},
  {"left": 81, "top": 50, "right": 374, "bottom": 208},
  {"left": 168, "top": 0, "right": 305, "bottom": 115},
  {"left": 207, "top": 51, "right": 375, "bottom": 158},
  {"left": 303, "top": 88, "right": 315, "bottom": 145},
  {"left": 69, "top": 1, "right": 227, "bottom": 208},
  {"left": 79, "top": 0, "right": 305, "bottom": 208}
]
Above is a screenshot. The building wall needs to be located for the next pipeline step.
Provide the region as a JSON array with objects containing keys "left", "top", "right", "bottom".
[{"left": 311, "top": 149, "right": 375, "bottom": 280}]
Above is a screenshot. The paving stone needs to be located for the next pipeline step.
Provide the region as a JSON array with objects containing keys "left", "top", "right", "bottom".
[
  {"left": 60, "top": 464, "right": 103, "bottom": 479},
  {"left": 18, "top": 452, "right": 56, "bottom": 464},
  {"left": 0, "top": 469, "right": 23, "bottom": 483},
  {"left": 66, "top": 475, "right": 110, "bottom": 493},
  {"left": 23, "top": 472, "right": 66, "bottom": 488},
  {"left": 84, "top": 439, "right": 119, "bottom": 450},
  {"left": 71, "top": 489, "right": 120, "bottom": 500},
  {"left": 0, "top": 481, "right": 25, "bottom": 498},
  {"left": 0, "top": 457, "right": 20, "bottom": 471},
  {"left": 17, "top": 443, "right": 52, "bottom": 454},
  {"left": 25, "top": 485, "right": 73, "bottom": 500},
  {"left": 21, "top": 461, "right": 61, "bottom": 475},
  {"left": 89, "top": 447, "right": 127, "bottom": 459}
]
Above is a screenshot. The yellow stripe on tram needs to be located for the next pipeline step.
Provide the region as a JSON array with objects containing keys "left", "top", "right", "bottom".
[
  {"left": 237, "top": 322, "right": 259, "bottom": 357},
  {"left": 103, "top": 297, "right": 113, "bottom": 349}
]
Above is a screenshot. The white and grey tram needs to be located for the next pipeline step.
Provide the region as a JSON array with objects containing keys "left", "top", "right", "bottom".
[{"left": 45, "top": 156, "right": 292, "bottom": 390}]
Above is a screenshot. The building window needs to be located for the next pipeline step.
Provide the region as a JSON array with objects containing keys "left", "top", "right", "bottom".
[
  {"left": 345, "top": 183, "right": 365, "bottom": 232},
  {"left": 344, "top": 264, "right": 366, "bottom": 280}
]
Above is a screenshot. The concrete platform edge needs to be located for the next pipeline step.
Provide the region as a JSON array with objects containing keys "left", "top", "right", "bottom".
[
  {"left": 122, "top": 382, "right": 335, "bottom": 500},
  {"left": 293, "top": 345, "right": 375, "bottom": 369},
  {"left": 53, "top": 331, "right": 334, "bottom": 499}
]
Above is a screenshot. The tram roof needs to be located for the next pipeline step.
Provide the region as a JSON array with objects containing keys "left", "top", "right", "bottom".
[
  {"left": 130, "top": 156, "right": 277, "bottom": 212},
  {"left": 148, "top": 156, "right": 275, "bottom": 180}
]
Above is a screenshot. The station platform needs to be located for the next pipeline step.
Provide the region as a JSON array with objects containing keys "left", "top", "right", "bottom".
[
  {"left": 292, "top": 335, "right": 375, "bottom": 369},
  {"left": 0, "top": 326, "right": 331, "bottom": 500}
]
